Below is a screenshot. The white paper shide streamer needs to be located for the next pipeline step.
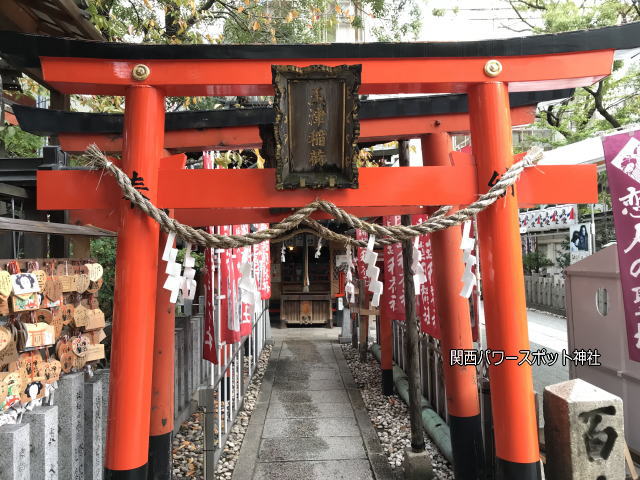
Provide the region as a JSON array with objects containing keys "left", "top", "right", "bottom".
[
  {"left": 411, "top": 237, "right": 427, "bottom": 293},
  {"left": 238, "top": 248, "right": 260, "bottom": 316},
  {"left": 181, "top": 243, "right": 198, "bottom": 301},
  {"left": 315, "top": 237, "right": 323, "bottom": 259},
  {"left": 345, "top": 247, "right": 355, "bottom": 304},
  {"left": 364, "top": 235, "right": 383, "bottom": 307},
  {"left": 162, "top": 232, "right": 198, "bottom": 303},
  {"left": 460, "top": 220, "right": 477, "bottom": 298}
]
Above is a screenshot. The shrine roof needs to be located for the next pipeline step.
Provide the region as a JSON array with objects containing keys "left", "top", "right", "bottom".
[
  {"left": 0, "top": 23, "right": 639, "bottom": 69},
  {"left": 14, "top": 89, "right": 572, "bottom": 136}
]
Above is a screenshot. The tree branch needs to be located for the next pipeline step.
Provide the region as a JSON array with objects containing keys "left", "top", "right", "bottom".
[
  {"left": 507, "top": 0, "right": 536, "bottom": 29},
  {"left": 545, "top": 105, "right": 559, "bottom": 127},
  {"left": 186, "top": 0, "right": 218, "bottom": 27},
  {"left": 128, "top": 0, "right": 149, "bottom": 39},
  {"left": 512, "top": 0, "right": 546, "bottom": 9},
  {"left": 583, "top": 81, "right": 621, "bottom": 129}
]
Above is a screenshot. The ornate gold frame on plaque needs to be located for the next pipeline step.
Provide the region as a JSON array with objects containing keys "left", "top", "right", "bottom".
[{"left": 272, "top": 64, "right": 361, "bottom": 190}]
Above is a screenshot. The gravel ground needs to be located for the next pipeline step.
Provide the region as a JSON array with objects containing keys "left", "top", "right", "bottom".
[
  {"left": 342, "top": 344, "right": 454, "bottom": 479},
  {"left": 172, "top": 344, "right": 273, "bottom": 479}
]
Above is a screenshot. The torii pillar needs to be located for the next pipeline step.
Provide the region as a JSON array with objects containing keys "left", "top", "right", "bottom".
[
  {"left": 148, "top": 230, "right": 175, "bottom": 479},
  {"left": 469, "top": 82, "right": 540, "bottom": 478},
  {"left": 421, "top": 131, "right": 484, "bottom": 479},
  {"left": 105, "top": 85, "right": 165, "bottom": 478}
]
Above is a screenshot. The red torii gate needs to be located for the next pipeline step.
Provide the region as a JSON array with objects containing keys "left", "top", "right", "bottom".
[
  {"left": 1, "top": 24, "right": 629, "bottom": 478},
  {"left": 15, "top": 97, "right": 554, "bottom": 479}
]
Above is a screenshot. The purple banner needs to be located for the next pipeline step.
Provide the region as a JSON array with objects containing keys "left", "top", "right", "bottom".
[{"left": 603, "top": 131, "right": 640, "bottom": 362}]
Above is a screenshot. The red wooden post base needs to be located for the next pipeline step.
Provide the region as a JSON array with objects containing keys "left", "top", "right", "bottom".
[{"left": 379, "top": 278, "right": 394, "bottom": 396}]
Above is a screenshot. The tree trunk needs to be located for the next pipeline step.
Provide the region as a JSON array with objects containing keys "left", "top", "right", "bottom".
[{"left": 399, "top": 140, "right": 426, "bottom": 452}]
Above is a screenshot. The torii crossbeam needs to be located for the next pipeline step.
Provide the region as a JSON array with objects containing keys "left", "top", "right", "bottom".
[
  {"left": 13, "top": 89, "right": 571, "bottom": 152},
  {"left": 1, "top": 23, "right": 633, "bottom": 479},
  {"left": 14, "top": 89, "right": 575, "bottom": 232}
]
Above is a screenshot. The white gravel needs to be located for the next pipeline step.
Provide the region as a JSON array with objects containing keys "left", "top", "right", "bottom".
[
  {"left": 172, "top": 344, "right": 273, "bottom": 479},
  {"left": 341, "top": 344, "right": 454, "bottom": 479}
]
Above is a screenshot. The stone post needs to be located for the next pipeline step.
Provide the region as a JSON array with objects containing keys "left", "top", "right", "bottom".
[
  {"left": 85, "top": 376, "right": 104, "bottom": 479},
  {"left": 191, "top": 316, "right": 202, "bottom": 389},
  {"left": 264, "top": 303, "right": 274, "bottom": 346},
  {"left": 94, "top": 369, "right": 110, "bottom": 448},
  {"left": 0, "top": 423, "right": 30, "bottom": 480},
  {"left": 338, "top": 307, "right": 352, "bottom": 344},
  {"left": 23, "top": 405, "right": 58, "bottom": 480},
  {"left": 544, "top": 378, "right": 624, "bottom": 480},
  {"left": 57, "top": 372, "right": 85, "bottom": 480}
]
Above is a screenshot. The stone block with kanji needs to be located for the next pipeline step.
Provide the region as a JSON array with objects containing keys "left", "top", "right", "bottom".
[{"left": 543, "top": 378, "right": 624, "bottom": 480}]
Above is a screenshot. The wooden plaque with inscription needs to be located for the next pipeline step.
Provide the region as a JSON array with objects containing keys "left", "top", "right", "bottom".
[{"left": 272, "top": 64, "right": 361, "bottom": 190}]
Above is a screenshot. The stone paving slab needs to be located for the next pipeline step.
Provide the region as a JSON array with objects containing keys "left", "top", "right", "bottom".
[
  {"left": 272, "top": 379, "right": 345, "bottom": 391},
  {"left": 271, "top": 389, "right": 350, "bottom": 404},
  {"left": 272, "top": 366, "right": 339, "bottom": 374},
  {"left": 277, "top": 355, "right": 337, "bottom": 363},
  {"left": 253, "top": 459, "right": 375, "bottom": 480},
  {"left": 261, "top": 418, "right": 361, "bottom": 438},
  {"left": 274, "top": 360, "right": 339, "bottom": 369},
  {"left": 258, "top": 436, "right": 368, "bottom": 462},
  {"left": 266, "top": 402, "right": 355, "bottom": 419},
  {"left": 272, "top": 369, "right": 339, "bottom": 378},
  {"left": 233, "top": 328, "right": 394, "bottom": 480},
  {"left": 272, "top": 370, "right": 340, "bottom": 381}
]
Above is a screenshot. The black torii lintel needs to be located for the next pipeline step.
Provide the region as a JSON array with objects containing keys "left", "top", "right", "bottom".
[
  {"left": 0, "top": 23, "right": 638, "bottom": 68},
  {"left": 13, "top": 89, "right": 574, "bottom": 137}
]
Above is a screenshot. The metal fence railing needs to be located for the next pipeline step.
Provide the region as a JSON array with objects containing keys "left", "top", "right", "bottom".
[
  {"left": 391, "top": 320, "right": 448, "bottom": 421},
  {"left": 387, "top": 318, "right": 497, "bottom": 478},
  {"left": 199, "top": 247, "right": 271, "bottom": 480}
]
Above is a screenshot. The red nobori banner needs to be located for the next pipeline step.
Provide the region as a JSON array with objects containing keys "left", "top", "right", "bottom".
[
  {"left": 380, "top": 216, "right": 439, "bottom": 336},
  {"left": 233, "top": 224, "right": 253, "bottom": 337},
  {"left": 252, "top": 223, "right": 271, "bottom": 300},
  {"left": 412, "top": 215, "right": 440, "bottom": 338},
  {"left": 203, "top": 227, "right": 217, "bottom": 363},
  {"left": 603, "top": 131, "right": 640, "bottom": 362},
  {"left": 355, "top": 229, "right": 370, "bottom": 292},
  {"left": 220, "top": 225, "right": 241, "bottom": 344},
  {"left": 382, "top": 216, "right": 405, "bottom": 321},
  {"left": 202, "top": 151, "right": 217, "bottom": 362}
]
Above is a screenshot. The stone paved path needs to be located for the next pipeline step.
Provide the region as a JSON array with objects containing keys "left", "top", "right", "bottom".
[{"left": 233, "top": 327, "right": 394, "bottom": 480}]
